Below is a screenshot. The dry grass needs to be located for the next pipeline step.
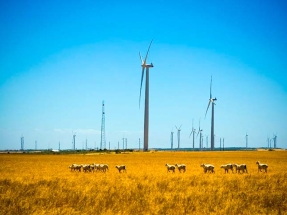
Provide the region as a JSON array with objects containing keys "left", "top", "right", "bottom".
[{"left": 0, "top": 151, "right": 286, "bottom": 214}]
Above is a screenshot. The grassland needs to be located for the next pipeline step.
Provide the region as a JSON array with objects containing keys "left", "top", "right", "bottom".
[{"left": 0, "top": 151, "right": 286, "bottom": 215}]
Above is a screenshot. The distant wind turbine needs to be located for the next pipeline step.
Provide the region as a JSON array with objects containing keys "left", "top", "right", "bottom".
[
  {"left": 175, "top": 125, "right": 182, "bottom": 149},
  {"left": 189, "top": 119, "right": 196, "bottom": 150},
  {"left": 170, "top": 129, "right": 174, "bottom": 150},
  {"left": 139, "top": 40, "right": 154, "bottom": 151},
  {"left": 245, "top": 132, "right": 248, "bottom": 149},
  {"left": 205, "top": 76, "right": 217, "bottom": 150},
  {"left": 197, "top": 120, "right": 203, "bottom": 150},
  {"left": 273, "top": 134, "right": 277, "bottom": 148}
]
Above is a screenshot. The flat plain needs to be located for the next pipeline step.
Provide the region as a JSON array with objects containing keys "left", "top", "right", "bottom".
[{"left": 0, "top": 150, "right": 286, "bottom": 215}]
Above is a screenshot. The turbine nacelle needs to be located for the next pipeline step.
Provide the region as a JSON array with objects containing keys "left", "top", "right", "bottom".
[
  {"left": 141, "top": 63, "right": 154, "bottom": 68},
  {"left": 139, "top": 40, "right": 154, "bottom": 108}
]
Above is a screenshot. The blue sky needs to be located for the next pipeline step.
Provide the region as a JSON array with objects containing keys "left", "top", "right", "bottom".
[{"left": 0, "top": 0, "right": 286, "bottom": 150}]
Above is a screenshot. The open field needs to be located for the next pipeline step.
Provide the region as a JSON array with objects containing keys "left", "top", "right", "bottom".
[{"left": 0, "top": 151, "right": 286, "bottom": 215}]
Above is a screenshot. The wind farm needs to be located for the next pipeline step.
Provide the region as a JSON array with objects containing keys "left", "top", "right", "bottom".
[
  {"left": 1, "top": 0, "right": 286, "bottom": 152},
  {"left": 1, "top": 1, "right": 287, "bottom": 214},
  {"left": 6, "top": 43, "right": 284, "bottom": 152}
]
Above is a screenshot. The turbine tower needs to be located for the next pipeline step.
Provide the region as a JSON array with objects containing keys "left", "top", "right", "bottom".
[
  {"left": 197, "top": 120, "right": 203, "bottom": 150},
  {"left": 223, "top": 138, "right": 225, "bottom": 151},
  {"left": 100, "top": 100, "right": 106, "bottom": 150},
  {"left": 20, "top": 136, "right": 24, "bottom": 151},
  {"left": 245, "top": 133, "right": 248, "bottom": 149},
  {"left": 72, "top": 132, "right": 76, "bottom": 150},
  {"left": 139, "top": 138, "right": 141, "bottom": 150},
  {"left": 220, "top": 138, "right": 222, "bottom": 151},
  {"left": 273, "top": 134, "right": 277, "bottom": 148},
  {"left": 189, "top": 119, "right": 196, "bottom": 150},
  {"left": 139, "top": 40, "right": 154, "bottom": 151},
  {"left": 175, "top": 125, "right": 182, "bottom": 149},
  {"left": 205, "top": 76, "right": 217, "bottom": 151},
  {"left": 170, "top": 129, "right": 174, "bottom": 150}
]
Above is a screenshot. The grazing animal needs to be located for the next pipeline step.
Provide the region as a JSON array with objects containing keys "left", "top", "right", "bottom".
[
  {"left": 98, "top": 164, "right": 109, "bottom": 172},
  {"left": 220, "top": 164, "right": 233, "bottom": 173},
  {"left": 82, "top": 164, "right": 91, "bottom": 172},
  {"left": 69, "top": 164, "right": 81, "bottom": 172},
  {"left": 116, "top": 165, "right": 126, "bottom": 173},
  {"left": 233, "top": 164, "right": 248, "bottom": 174},
  {"left": 93, "top": 164, "right": 100, "bottom": 172},
  {"left": 175, "top": 164, "right": 186, "bottom": 173},
  {"left": 69, "top": 165, "right": 75, "bottom": 171},
  {"left": 165, "top": 164, "right": 176, "bottom": 173},
  {"left": 200, "top": 164, "right": 215, "bottom": 173},
  {"left": 256, "top": 161, "right": 268, "bottom": 173}
]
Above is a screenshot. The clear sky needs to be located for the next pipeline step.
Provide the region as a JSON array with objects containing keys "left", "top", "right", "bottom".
[{"left": 0, "top": 0, "right": 286, "bottom": 150}]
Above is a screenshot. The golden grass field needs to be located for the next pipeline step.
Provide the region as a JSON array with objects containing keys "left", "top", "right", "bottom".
[{"left": 0, "top": 151, "right": 286, "bottom": 215}]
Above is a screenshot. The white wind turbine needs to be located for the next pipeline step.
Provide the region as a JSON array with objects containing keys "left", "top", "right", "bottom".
[
  {"left": 170, "top": 129, "right": 174, "bottom": 150},
  {"left": 197, "top": 120, "right": 203, "bottom": 150},
  {"left": 189, "top": 119, "right": 196, "bottom": 150},
  {"left": 139, "top": 40, "right": 154, "bottom": 151},
  {"left": 175, "top": 125, "right": 182, "bottom": 149},
  {"left": 205, "top": 76, "right": 217, "bottom": 151}
]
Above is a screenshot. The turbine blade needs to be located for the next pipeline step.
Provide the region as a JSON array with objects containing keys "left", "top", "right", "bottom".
[
  {"left": 189, "top": 131, "right": 192, "bottom": 138},
  {"left": 139, "top": 52, "right": 143, "bottom": 64},
  {"left": 204, "top": 100, "right": 211, "bottom": 119},
  {"left": 197, "top": 130, "right": 200, "bottom": 138},
  {"left": 139, "top": 67, "right": 145, "bottom": 108},
  {"left": 144, "top": 39, "right": 153, "bottom": 65}
]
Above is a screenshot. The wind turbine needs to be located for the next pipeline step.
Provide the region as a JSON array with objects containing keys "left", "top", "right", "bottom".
[
  {"left": 170, "top": 129, "right": 174, "bottom": 150},
  {"left": 72, "top": 131, "right": 76, "bottom": 150},
  {"left": 273, "top": 134, "right": 277, "bottom": 148},
  {"left": 205, "top": 76, "right": 217, "bottom": 151},
  {"left": 197, "top": 120, "right": 203, "bottom": 150},
  {"left": 175, "top": 125, "right": 182, "bottom": 149},
  {"left": 189, "top": 119, "right": 196, "bottom": 150},
  {"left": 245, "top": 132, "right": 248, "bottom": 149},
  {"left": 139, "top": 40, "right": 154, "bottom": 151},
  {"left": 220, "top": 138, "right": 222, "bottom": 151}
]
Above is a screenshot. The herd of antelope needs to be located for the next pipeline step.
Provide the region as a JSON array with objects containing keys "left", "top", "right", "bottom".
[{"left": 69, "top": 161, "right": 268, "bottom": 174}]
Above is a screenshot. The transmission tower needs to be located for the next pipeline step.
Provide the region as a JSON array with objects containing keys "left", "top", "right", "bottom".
[{"left": 100, "top": 100, "right": 106, "bottom": 150}]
